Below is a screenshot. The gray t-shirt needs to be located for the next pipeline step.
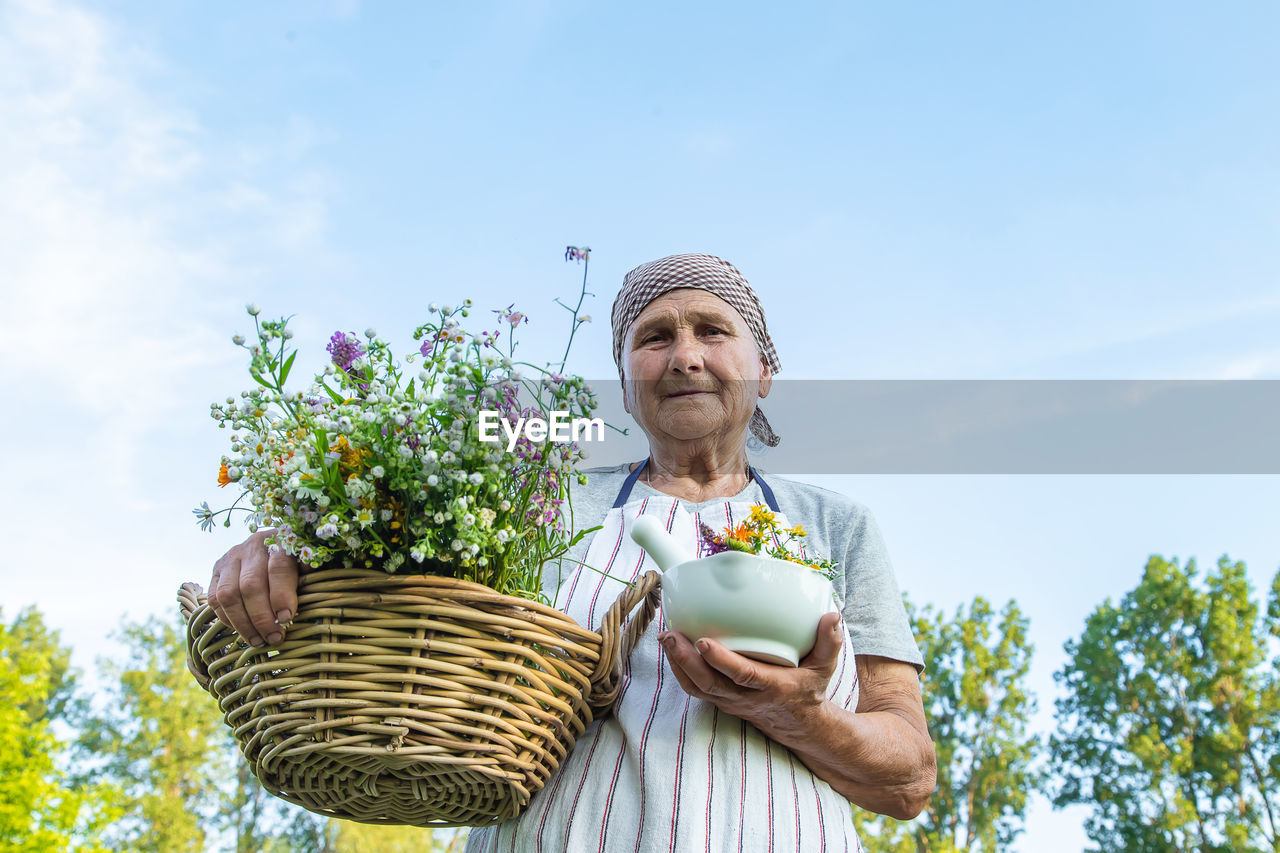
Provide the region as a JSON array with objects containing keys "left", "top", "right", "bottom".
[{"left": 545, "top": 463, "right": 924, "bottom": 671}]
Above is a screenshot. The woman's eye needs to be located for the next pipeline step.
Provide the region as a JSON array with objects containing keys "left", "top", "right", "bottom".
[{"left": 704, "top": 327, "right": 725, "bottom": 336}]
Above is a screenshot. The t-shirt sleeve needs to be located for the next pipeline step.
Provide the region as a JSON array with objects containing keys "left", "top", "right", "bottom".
[{"left": 838, "top": 507, "right": 925, "bottom": 672}]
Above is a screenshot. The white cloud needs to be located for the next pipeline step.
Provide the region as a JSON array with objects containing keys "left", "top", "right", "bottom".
[
  {"left": 1213, "top": 348, "right": 1280, "bottom": 380},
  {"left": 0, "top": 0, "right": 334, "bottom": 464},
  {"left": 0, "top": 1, "right": 221, "bottom": 506},
  {"left": 0, "top": 0, "right": 337, "bottom": 662},
  {"left": 1115, "top": 292, "right": 1279, "bottom": 349}
]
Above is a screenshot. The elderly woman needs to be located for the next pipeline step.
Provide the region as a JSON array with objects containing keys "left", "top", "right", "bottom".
[{"left": 208, "top": 253, "right": 935, "bottom": 851}]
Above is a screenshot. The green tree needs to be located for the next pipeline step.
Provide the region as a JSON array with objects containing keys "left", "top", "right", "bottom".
[
  {"left": 1052, "top": 555, "right": 1280, "bottom": 852},
  {"left": 223, "top": 754, "right": 318, "bottom": 853},
  {"left": 76, "top": 614, "right": 229, "bottom": 852},
  {"left": 330, "top": 822, "right": 467, "bottom": 852},
  {"left": 0, "top": 607, "right": 113, "bottom": 852},
  {"left": 220, "top": 754, "right": 351, "bottom": 853},
  {"left": 7, "top": 606, "right": 77, "bottom": 722},
  {"left": 855, "top": 596, "right": 1042, "bottom": 852},
  {"left": 267, "top": 816, "right": 468, "bottom": 853},
  {"left": 274, "top": 811, "right": 340, "bottom": 853}
]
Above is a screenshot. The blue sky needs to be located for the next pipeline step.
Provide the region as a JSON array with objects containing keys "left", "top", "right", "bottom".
[{"left": 2, "top": 1, "right": 1278, "bottom": 849}]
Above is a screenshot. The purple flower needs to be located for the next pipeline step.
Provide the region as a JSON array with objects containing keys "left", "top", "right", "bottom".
[
  {"left": 492, "top": 304, "right": 526, "bottom": 327},
  {"left": 420, "top": 332, "right": 446, "bottom": 360},
  {"left": 327, "top": 331, "right": 364, "bottom": 372},
  {"left": 699, "top": 523, "right": 730, "bottom": 557}
]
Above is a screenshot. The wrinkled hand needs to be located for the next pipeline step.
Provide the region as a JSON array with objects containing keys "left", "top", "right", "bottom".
[
  {"left": 206, "top": 529, "right": 298, "bottom": 647},
  {"left": 659, "top": 611, "right": 843, "bottom": 734}
]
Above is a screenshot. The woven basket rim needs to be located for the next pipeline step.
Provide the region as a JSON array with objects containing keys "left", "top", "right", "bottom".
[{"left": 290, "top": 565, "right": 597, "bottom": 636}]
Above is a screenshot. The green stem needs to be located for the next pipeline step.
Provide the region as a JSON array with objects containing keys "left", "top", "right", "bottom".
[{"left": 558, "top": 253, "right": 590, "bottom": 373}]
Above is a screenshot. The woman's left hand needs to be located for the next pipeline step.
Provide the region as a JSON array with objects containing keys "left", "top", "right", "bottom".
[
  {"left": 658, "top": 610, "right": 843, "bottom": 736},
  {"left": 660, "top": 611, "right": 936, "bottom": 819}
]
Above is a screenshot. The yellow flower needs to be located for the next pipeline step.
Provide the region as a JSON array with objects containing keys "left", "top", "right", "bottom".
[
  {"left": 329, "top": 435, "right": 370, "bottom": 473},
  {"left": 748, "top": 505, "right": 776, "bottom": 529},
  {"left": 787, "top": 524, "right": 806, "bottom": 538}
]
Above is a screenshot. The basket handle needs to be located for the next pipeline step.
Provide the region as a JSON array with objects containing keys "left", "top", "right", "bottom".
[
  {"left": 588, "top": 570, "right": 662, "bottom": 712},
  {"left": 177, "top": 583, "right": 214, "bottom": 691}
]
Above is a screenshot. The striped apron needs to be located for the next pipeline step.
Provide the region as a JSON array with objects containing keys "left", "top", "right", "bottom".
[{"left": 467, "top": 464, "right": 863, "bottom": 853}]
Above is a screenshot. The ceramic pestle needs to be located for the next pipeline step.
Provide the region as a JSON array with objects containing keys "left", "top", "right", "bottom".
[{"left": 628, "top": 516, "right": 692, "bottom": 572}]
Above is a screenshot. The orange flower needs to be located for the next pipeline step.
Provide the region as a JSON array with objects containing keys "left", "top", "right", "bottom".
[
  {"left": 217, "top": 462, "right": 232, "bottom": 488},
  {"left": 728, "top": 523, "right": 752, "bottom": 543}
]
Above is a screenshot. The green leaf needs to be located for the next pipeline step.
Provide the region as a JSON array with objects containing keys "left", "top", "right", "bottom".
[
  {"left": 567, "top": 524, "right": 602, "bottom": 549},
  {"left": 279, "top": 351, "right": 297, "bottom": 386}
]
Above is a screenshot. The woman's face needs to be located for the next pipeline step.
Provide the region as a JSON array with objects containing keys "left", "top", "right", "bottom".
[{"left": 621, "top": 289, "right": 772, "bottom": 444}]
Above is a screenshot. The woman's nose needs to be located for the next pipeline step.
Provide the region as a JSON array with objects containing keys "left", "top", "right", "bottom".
[{"left": 668, "top": 332, "right": 704, "bottom": 373}]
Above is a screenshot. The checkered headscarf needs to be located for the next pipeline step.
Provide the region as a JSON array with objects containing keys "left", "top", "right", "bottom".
[{"left": 610, "top": 253, "right": 781, "bottom": 446}]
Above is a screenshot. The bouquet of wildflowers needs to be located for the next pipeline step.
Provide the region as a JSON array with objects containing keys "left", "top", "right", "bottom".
[
  {"left": 193, "top": 300, "right": 598, "bottom": 601},
  {"left": 698, "top": 505, "right": 838, "bottom": 581}
]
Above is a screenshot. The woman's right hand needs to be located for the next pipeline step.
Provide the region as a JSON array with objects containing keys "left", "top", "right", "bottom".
[{"left": 206, "top": 529, "right": 299, "bottom": 647}]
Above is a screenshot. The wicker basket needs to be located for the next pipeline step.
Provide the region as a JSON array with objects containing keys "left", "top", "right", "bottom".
[{"left": 178, "top": 566, "right": 660, "bottom": 827}]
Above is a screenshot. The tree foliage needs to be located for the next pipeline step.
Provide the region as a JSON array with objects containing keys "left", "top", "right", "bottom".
[
  {"left": 855, "top": 596, "right": 1042, "bottom": 852},
  {"left": 6, "top": 606, "right": 77, "bottom": 722},
  {"left": 330, "top": 822, "right": 467, "bottom": 852},
  {"left": 0, "top": 607, "right": 113, "bottom": 852},
  {"left": 1052, "top": 555, "right": 1280, "bottom": 852},
  {"left": 76, "top": 614, "right": 231, "bottom": 851}
]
